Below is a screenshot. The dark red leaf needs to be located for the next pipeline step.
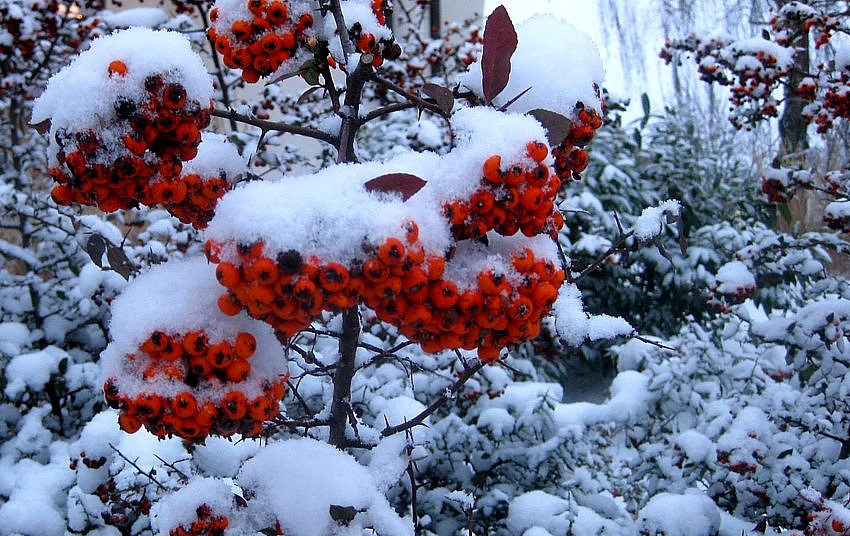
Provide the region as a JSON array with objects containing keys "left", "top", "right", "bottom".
[
  {"left": 422, "top": 83, "right": 454, "bottom": 114},
  {"left": 528, "top": 109, "right": 572, "bottom": 146},
  {"left": 364, "top": 173, "right": 427, "bottom": 201},
  {"left": 31, "top": 119, "right": 51, "bottom": 135},
  {"left": 481, "top": 5, "right": 518, "bottom": 105}
]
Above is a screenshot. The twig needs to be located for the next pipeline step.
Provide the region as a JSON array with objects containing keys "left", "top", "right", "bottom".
[
  {"left": 109, "top": 444, "right": 167, "bottom": 491},
  {"left": 211, "top": 108, "right": 337, "bottom": 145},
  {"left": 381, "top": 360, "right": 487, "bottom": 437}
]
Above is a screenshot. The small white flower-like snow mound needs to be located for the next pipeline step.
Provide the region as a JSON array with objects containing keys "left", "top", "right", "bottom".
[
  {"left": 637, "top": 491, "right": 721, "bottom": 536},
  {"left": 714, "top": 261, "right": 755, "bottom": 295},
  {"left": 459, "top": 14, "right": 605, "bottom": 117},
  {"left": 238, "top": 437, "right": 413, "bottom": 536},
  {"left": 32, "top": 27, "right": 212, "bottom": 140}
]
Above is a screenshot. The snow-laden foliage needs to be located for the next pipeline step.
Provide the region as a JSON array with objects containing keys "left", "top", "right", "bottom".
[{"left": 4, "top": 0, "right": 850, "bottom": 535}]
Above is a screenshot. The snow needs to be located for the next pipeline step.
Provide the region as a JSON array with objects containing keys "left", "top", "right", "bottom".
[
  {"left": 633, "top": 199, "right": 681, "bottom": 242},
  {"left": 674, "top": 430, "right": 716, "bottom": 465},
  {"left": 714, "top": 260, "right": 755, "bottom": 294},
  {"left": 151, "top": 478, "right": 234, "bottom": 535},
  {"left": 553, "top": 370, "right": 651, "bottom": 428},
  {"left": 506, "top": 490, "right": 569, "bottom": 535},
  {"left": 238, "top": 437, "right": 412, "bottom": 536},
  {"left": 101, "top": 8, "right": 169, "bottom": 29},
  {"left": 638, "top": 491, "right": 721, "bottom": 536},
  {"left": 206, "top": 106, "right": 560, "bottom": 285},
  {"left": 460, "top": 15, "right": 605, "bottom": 117},
  {"left": 180, "top": 133, "right": 246, "bottom": 183},
  {"left": 553, "top": 284, "right": 633, "bottom": 346},
  {"left": 32, "top": 27, "right": 213, "bottom": 133},
  {"left": 4, "top": 346, "right": 65, "bottom": 399},
  {"left": 730, "top": 38, "right": 794, "bottom": 71}
]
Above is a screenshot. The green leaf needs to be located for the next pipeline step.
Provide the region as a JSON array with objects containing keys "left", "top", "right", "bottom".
[{"left": 778, "top": 202, "right": 793, "bottom": 225}]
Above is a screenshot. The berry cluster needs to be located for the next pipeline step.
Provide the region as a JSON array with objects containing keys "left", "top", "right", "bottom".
[
  {"left": 169, "top": 504, "right": 229, "bottom": 536},
  {"left": 104, "top": 328, "right": 286, "bottom": 442},
  {"left": 347, "top": 13, "right": 401, "bottom": 68},
  {"left": 552, "top": 105, "right": 602, "bottom": 182},
  {"left": 208, "top": 0, "right": 314, "bottom": 83},
  {"left": 661, "top": 35, "right": 790, "bottom": 130},
  {"left": 378, "top": 245, "right": 565, "bottom": 362},
  {"left": 207, "top": 231, "right": 564, "bottom": 362},
  {"left": 442, "top": 141, "right": 563, "bottom": 240},
  {"left": 48, "top": 64, "right": 211, "bottom": 213},
  {"left": 156, "top": 173, "right": 231, "bottom": 228}
]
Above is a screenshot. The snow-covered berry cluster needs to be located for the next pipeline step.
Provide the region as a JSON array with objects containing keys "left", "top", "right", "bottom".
[
  {"left": 552, "top": 105, "right": 602, "bottom": 182},
  {"left": 32, "top": 28, "right": 214, "bottom": 214},
  {"left": 442, "top": 141, "right": 563, "bottom": 240},
  {"left": 207, "top": 0, "right": 315, "bottom": 83},
  {"left": 101, "top": 259, "right": 288, "bottom": 442}
]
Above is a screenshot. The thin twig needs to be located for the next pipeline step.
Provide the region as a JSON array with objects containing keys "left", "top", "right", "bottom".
[
  {"left": 109, "top": 444, "right": 167, "bottom": 491},
  {"left": 211, "top": 108, "right": 337, "bottom": 145}
]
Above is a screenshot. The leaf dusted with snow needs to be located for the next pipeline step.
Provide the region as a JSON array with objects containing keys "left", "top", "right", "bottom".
[
  {"left": 633, "top": 200, "right": 682, "bottom": 243},
  {"left": 481, "top": 5, "right": 518, "bottom": 105},
  {"left": 363, "top": 173, "right": 427, "bottom": 201}
]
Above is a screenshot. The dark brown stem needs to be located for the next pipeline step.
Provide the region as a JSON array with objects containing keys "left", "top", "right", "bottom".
[
  {"left": 381, "top": 361, "right": 486, "bottom": 437},
  {"left": 328, "top": 307, "right": 361, "bottom": 447},
  {"left": 211, "top": 108, "right": 337, "bottom": 145},
  {"left": 192, "top": 0, "right": 237, "bottom": 131}
]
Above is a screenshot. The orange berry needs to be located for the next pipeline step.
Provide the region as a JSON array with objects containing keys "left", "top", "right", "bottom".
[
  {"left": 482, "top": 155, "right": 503, "bottom": 184},
  {"left": 512, "top": 247, "right": 536, "bottom": 272},
  {"left": 189, "top": 355, "right": 213, "bottom": 378},
  {"left": 216, "top": 262, "right": 241, "bottom": 287},
  {"left": 172, "top": 392, "right": 198, "bottom": 418},
  {"left": 136, "top": 393, "right": 164, "bottom": 419},
  {"left": 218, "top": 292, "right": 243, "bottom": 316},
  {"left": 222, "top": 390, "right": 248, "bottom": 420},
  {"left": 246, "top": 257, "right": 279, "bottom": 284},
  {"left": 182, "top": 330, "right": 209, "bottom": 356},
  {"left": 241, "top": 67, "right": 261, "bottom": 83},
  {"left": 377, "top": 237, "right": 406, "bottom": 266},
  {"left": 265, "top": 1, "right": 288, "bottom": 23},
  {"left": 478, "top": 346, "right": 501, "bottom": 362},
  {"left": 362, "top": 257, "right": 388, "bottom": 283},
  {"left": 235, "top": 332, "right": 257, "bottom": 359},
  {"left": 471, "top": 190, "right": 495, "bottom": 215},
  {"left": 532, "top": 283, "right": 558, "bottom": 308},
  {"left": 247, "top": 0, "right": 264, "bottom": 15},
  {"left": 526, "top": 141, "right": 548, "bottom": 162},
  {"left": 50, "top": 184, "right": 74, "bottom": 205},
  {"left": 208, "top": 341, "right": 234, "bottom": 369},
  {"left": 429, "top": 280, "right": 459, "bottom": 309},
  {"left": 231, "top": 20, "right": 252, "bottom": 42},
  {"left": 225, "top": 359, "right": 251, "bottom": 382},
  {"left": 319, "top": 263, "right": 350, "bottom": 292},
  {"left": 478, "top": 270, "right": 506, "bottom": 296},
  {"left": 160, "top": 339, "right": 184, "bottom": 362},
  {"left": 107, "top": 60, "right": 127, "bottom": 76},
  {"left": 458, "top": 290, "right": 484, "bottom": 316},
  {"left": 118, "top": 413, "right": 142, "bottom": 434},
  {"left": 249, "top": 397, "right": 274, "bottom": 420}
]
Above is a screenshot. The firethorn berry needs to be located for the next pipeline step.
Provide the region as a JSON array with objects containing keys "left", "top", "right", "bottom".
[
  {"left": 216, "top": 262, "right": 242, "bottom": 287},
  {"left": 107, "top": 60, "right": 127, "bottom": 76}
]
